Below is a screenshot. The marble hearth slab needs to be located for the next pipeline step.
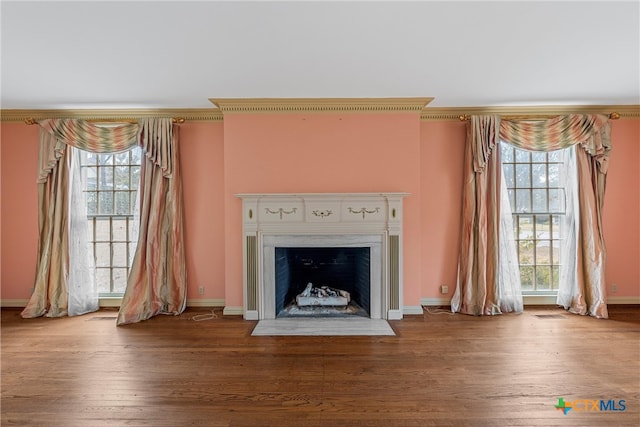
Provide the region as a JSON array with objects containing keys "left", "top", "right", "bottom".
[{"left": 251, "top": 318, "right": 395, "bottom": 336}]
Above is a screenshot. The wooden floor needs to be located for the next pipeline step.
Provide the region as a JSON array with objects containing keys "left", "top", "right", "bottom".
[{"left": 2, "top": 305, "right": 639, "bottom": 427}]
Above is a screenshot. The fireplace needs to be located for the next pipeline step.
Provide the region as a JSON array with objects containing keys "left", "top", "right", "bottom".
[
  {"left": 236, "top": 193, "right": 408, "bottom": 321},
  {"left": 275, "top": 247, "right": 371, "bottom": 318}
]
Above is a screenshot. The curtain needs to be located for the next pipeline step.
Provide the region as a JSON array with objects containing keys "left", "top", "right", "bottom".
[
  {"left": 116, "top": 118, "right": 187, "bottom": 325},
  {"left": 21, "top": 119, "right": 139, "bottom": 318},
  {"left": 452, "top": 114, "right": 611, "bottom": 318}
]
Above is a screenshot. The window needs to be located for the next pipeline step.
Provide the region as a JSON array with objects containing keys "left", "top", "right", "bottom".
[
  {"left": 80, "top": 147, "right": 141, "bottom": 296},
  {"left": 501, "top": 142, "right": 567, "bottom": 293}
]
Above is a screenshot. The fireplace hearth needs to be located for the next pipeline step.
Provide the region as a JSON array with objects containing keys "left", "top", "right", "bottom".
[{"left": 236, "top": 193, "right": 408, "bottom": 321}]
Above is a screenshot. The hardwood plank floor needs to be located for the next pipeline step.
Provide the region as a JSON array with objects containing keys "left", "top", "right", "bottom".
[{"left": 2, "top": 306, "right": 639, "bottom": 427}]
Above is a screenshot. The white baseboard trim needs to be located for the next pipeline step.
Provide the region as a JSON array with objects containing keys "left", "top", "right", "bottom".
[
  {"left": 402, "top": 305, "right": 424, "bottom": 315},
  {"left": 223, "top": 306, "right": 244, "bottom": 316},
  {"left": 1, "top": 298, "right": 227, "bottom": 309},
  {"left": 187, "top": 298, "right": 225, "bottom": 307},
  {"left": 420, "top": 295, "right": 640, "bottom": 307},
  {"left": 0, "top": 299, "right": 29, "bottom": 308},
  {"left": 421, "top": 298, "right": 451, "bottom": 306},
  {"left": 608, "top": 296, "right": 640, "bottom": 304}
]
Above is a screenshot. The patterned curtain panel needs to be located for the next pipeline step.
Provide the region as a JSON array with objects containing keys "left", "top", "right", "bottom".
[
  {"left": 116, "top": 118, "right": 187, "bottom": 325},
  {"left": 453, "top": 114, "right": 611, "bottom": 318},
  {"left": 22, "top": 119, "right": 139, "bottom": 318}
]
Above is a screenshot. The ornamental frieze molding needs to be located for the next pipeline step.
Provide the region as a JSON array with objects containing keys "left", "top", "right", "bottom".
[{"left": 209, "top": 97, "right": 434, "bottom": 114}]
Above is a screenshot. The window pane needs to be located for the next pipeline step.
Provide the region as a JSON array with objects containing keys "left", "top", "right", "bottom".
[
  {"left": 536, "top": 266, "right": 551, "bottom": 290},
  {"left": 131, "top": 147, "right": 142, "bottom": 164},
  {"left": 114, "top": 166, "right": 130, "bottom": 189},
  {"left": 501, "top": 143, "right": 514, "bottom": 162},
  {"left": 503, "top": 164, "right": 515, "bottom": 188},
  {"left": 518, "top": 216, "right": 533, "bottom": 239},
  {"left": 516, "top": 189, "right": 531, "bottom": 213},
  {"left": 112, "top": 268, "right": 128, "bottom": 293},
  {"left": 112, "top": 219, "right": 127, "bottom": 241},
  {"left": 95, "top": 243, "right": 111, "bottom": 267},
  {"left": 130, "top": 192, "right": 138, "bottom": 213},
  {"left": 112, "top": 243, "right": 127, "bottom": 267},
  {"left": 551, "top": 215, "right": 561, "bottom": 239},
  {"left": 520, "top": 266, "right": 534, "bottom": 290},
  {"left": 551, "top": 241, "right": 560, "bottom": 264},
  {"left": 516, "top": 164, "right": 531, "bottom": 187},
  {"left": 85, "top": 167, "right": 97, "bottom": 190},
  {"left": 519, "top": 240, "right": 533, "bottom": 264},
  {"left": 85, "top": 152, "right": 98, "bottom": 165},
  {"left": 87, "top": 192, "right": 97, "bottom": 215},
  {"left": 515, "top": 149, "right": 530, "bottom": 162},
  {"left": 131, "top": 166, "right": 140, "bottom": 190},
  {"left": 508, "top": 189, "right": 515, "bottom": 210},
  {"left": 531, "top": 151, "right": 546, "bottom": 162},
  {"left": 536, "top": 240, "right": 551, "bottom": 265},
  {"left": 98, "top": 167, "right": 114, "bottom": 190},
  {"left": 551, "top": 266, "right": 560, "bottom": 290},
  {"left": 548, "top": 164, "right": 560, "bottom": 186},
  {"left": 95, "top": 219, "right": 110, "bottom": 241},
  {"left": 98, "top": 192, "right": 114, "bottom": 215},
  {"left": 532, "top": 164, "right": 546, "bottom": 188},
  {"left": 115, "top": 191, "right": 130, "bottom": 215},
  {"left": 535, "top": 215, "right": 551, "bottom": 237},
  {"left": 549, "top": 189, "right": 565, "bottom": 213},
  {"left": 115, "top": 152, "right": 130, "bottom": 165},
  {"left": 99, "top": 154, "right": 113, "bottom": 166},
  {"left": 96, "top": 268, "right": 111, "bottom": 294},
  {"left": 548, "top": 149, "right": 562, "bottom": 162},
  {"left": 532, "top": 189, "right": 547, "bottom": 212}
]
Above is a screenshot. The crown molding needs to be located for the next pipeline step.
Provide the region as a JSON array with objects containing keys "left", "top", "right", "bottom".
[
  {"left": 420, "top": 105, "right": 640, "bottom": 121},
  {"left": 2, "top": 104, "right": 638, "bottom": 123},
  {"left": 0, "top": 108, "right": 224, "bottom": 123},
  {"left": 209, "top": 97, "right": 434, "bottom": 114}
]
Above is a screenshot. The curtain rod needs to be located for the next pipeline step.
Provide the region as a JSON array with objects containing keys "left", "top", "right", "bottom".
[
  {"left": 458, "top": 112, "right": 620, "bottom": 121},
  {"left": 24, "top": 117, "right": 185, "bottom": 125}
]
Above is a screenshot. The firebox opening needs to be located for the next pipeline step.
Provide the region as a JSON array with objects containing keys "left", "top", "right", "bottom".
[{"left": 275, "top": 247, "right": 370, "bottom": 318}]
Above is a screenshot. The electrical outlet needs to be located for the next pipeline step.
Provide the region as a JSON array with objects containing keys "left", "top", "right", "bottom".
[
  {"left": 440, "top": 284, "right": 449, "bottom": 294},
  {"left": 611, "top": 283, "right": 617, "bottom": 293},
  {"left": 198, "top": 286, "right": 205, "bottom": 295}
]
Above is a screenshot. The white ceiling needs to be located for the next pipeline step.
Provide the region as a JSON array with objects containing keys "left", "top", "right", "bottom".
[{"left": 2, "top": 0, "right": 639, "bottom": 110}]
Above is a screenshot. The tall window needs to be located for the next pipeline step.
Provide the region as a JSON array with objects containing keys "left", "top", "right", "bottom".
[
  {"left": 501, "top": 142, "right": 567, "bottom": 293},
  {"left": 80, "top": 147, "right": 141, "bottom": 296}
]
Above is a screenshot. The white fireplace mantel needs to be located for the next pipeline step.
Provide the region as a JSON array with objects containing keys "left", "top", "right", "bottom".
[{"left": 235, "top": 193, "right": 408, "bottom": 320}]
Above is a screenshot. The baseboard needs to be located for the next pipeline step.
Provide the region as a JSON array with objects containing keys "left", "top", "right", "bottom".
[
  {"left": 402, "top": 305, "right": 424, "bottom": 315},
  {"left": 421, "top": 298, "right": 451, "bottom": 306},
  {"left": 0, "top": 298, "right": 226, "bottom": 309},
  {"left": 222, "top": 306, "right": 244, "bottom": 316},
  {"left": 0, "top": 299, "right": 29, "bottom": 308},
  {"left": 608, "top": 296, "right": 640, "bottom": 304},
  {"left": 186, "top": 299, "right": 225, "bottom": 307},
  {"left": 420, "top": 295, "right": 640, "bottom": 307}
]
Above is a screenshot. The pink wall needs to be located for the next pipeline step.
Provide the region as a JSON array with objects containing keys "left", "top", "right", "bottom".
[
  {"left": 222, "top": 113, "right": 423, "bottom": 308},
  {"left": 419, "top": 121, "right": 467, "bottom": 299},
  {"left": 1, "top": 123, "right": 40, "bottom": 299},
  {"left": 1, "top": 117, "right": 639, "bottom": 307},
  {"left": 604, "top": 119, "right": 640, "bottom": 297},
  {"left": 179, "top": 122, "right": 226, "bottom": 300}
]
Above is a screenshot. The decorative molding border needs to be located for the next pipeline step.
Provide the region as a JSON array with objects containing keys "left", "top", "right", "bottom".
[
  {"left": 209, "top": 97, "right": 434, "bottom": 114},
  {"left": 420, "top": 105, "right": 640, "bottom": 121},
  {"left": 2, "top": 104, "right": 637, "bottom": 123},
  {"left": 0, "top": 108, "right": 224, "bottom": 123}
]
